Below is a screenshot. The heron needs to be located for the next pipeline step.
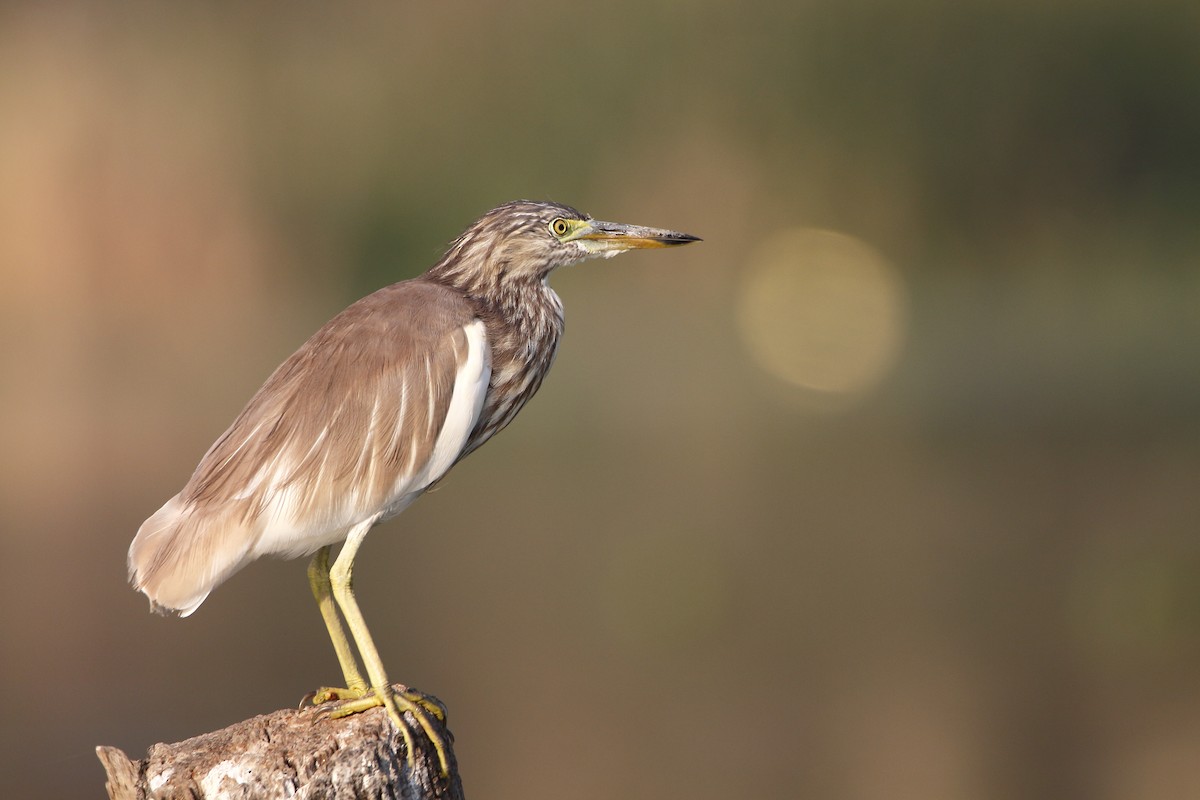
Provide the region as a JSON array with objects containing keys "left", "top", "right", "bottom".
[{"left": 128, "top": 200, "right": 699, "bottom": 774}]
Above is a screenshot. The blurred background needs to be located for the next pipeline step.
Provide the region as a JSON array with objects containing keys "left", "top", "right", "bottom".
[{"left": 2, "top": 1, "right": 1199, "bottom": 798}]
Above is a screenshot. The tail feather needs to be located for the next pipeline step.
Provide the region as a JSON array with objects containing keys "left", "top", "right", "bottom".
[{"left": 128, "top": 494, "right": 257, "bottom": 617}]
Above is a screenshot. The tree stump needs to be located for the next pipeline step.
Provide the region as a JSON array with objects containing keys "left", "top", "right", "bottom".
[{"left": 97, "top": 686, "right": 463, "bottom": 800}]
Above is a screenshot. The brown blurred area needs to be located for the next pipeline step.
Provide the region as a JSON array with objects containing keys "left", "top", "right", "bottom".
[{"left": 2, "top": 1, "right": 1199, "bottom": 798}]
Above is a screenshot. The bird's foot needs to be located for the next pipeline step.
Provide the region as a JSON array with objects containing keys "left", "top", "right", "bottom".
[
  {"left": 304, "top": 685, "right": 370, "bottom": 707},
  {"left": 328, "top": 684, "right": 447, "bottom": 723},
  {"left": 328, "top": 684, "right": 451, "bottom": 775}
]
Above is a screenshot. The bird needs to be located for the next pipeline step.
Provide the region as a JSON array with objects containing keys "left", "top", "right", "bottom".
[{"left": 128, "top": 199, "right": 699, "bottom": 774}]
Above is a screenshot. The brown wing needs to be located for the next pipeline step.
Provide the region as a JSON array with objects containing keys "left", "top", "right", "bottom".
[{"left": 128, "top": 279, "right": 488, "bottom": 615}]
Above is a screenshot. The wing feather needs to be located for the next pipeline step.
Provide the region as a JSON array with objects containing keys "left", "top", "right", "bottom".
[{"left": 128, "top": 279, "right": 491, "bottom": 615}]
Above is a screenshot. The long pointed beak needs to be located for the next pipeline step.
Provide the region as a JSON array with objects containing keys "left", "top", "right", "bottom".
[{"left": 574, "top": 220, "right": 701, "bottom": 254}]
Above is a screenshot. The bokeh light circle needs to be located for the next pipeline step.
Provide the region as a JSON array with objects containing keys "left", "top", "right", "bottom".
[{"left": 736, "top": 227, "right": 906, "bottom": 395}]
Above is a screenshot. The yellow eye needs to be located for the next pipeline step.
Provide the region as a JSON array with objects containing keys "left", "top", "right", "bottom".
[{"left": 550, "top": 218, "right": 570, "bottom": 237}]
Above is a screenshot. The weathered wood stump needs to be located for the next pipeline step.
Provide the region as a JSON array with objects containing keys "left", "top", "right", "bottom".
[{"left": 97, "top": 686, "right": 463, "bottom": 800}]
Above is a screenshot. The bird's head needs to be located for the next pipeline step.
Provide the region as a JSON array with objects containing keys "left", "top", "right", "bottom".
[{"left": 429, "top": 200, "right": 700, "bottom": 293}]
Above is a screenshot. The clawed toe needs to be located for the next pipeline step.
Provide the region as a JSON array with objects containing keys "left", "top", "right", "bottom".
[
  {"left": 307, "top": 685, "right": 369, "bottom": 707},
  {"left": 314, "top": 684, "right": 450, "bottom": 776}
]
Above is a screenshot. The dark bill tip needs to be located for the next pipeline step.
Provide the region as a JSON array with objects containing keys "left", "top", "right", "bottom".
[{"left": 660, "top": 231, "right": 702, "bottom": 245}]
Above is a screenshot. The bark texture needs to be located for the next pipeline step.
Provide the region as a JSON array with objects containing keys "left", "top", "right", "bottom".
[{"left": 97, "top": 688, "right": 463, "bottom": 800}]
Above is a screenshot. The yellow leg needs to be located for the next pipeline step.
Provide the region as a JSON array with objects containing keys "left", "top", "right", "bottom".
[
  {"left": 307, "top": 545, "right": 368, "bottom": 699},
  {"left": 329, "top": 521, "right": 451, "bottom": 776}
]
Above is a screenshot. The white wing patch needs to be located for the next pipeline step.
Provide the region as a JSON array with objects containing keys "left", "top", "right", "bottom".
[{"left": 407, "top": 318, "right": 491, "bottom": 497}]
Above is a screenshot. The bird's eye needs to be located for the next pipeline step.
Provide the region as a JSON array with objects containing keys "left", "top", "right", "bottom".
[{"left": 549, "top": 218, "right": 570, "bottom": 237}]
